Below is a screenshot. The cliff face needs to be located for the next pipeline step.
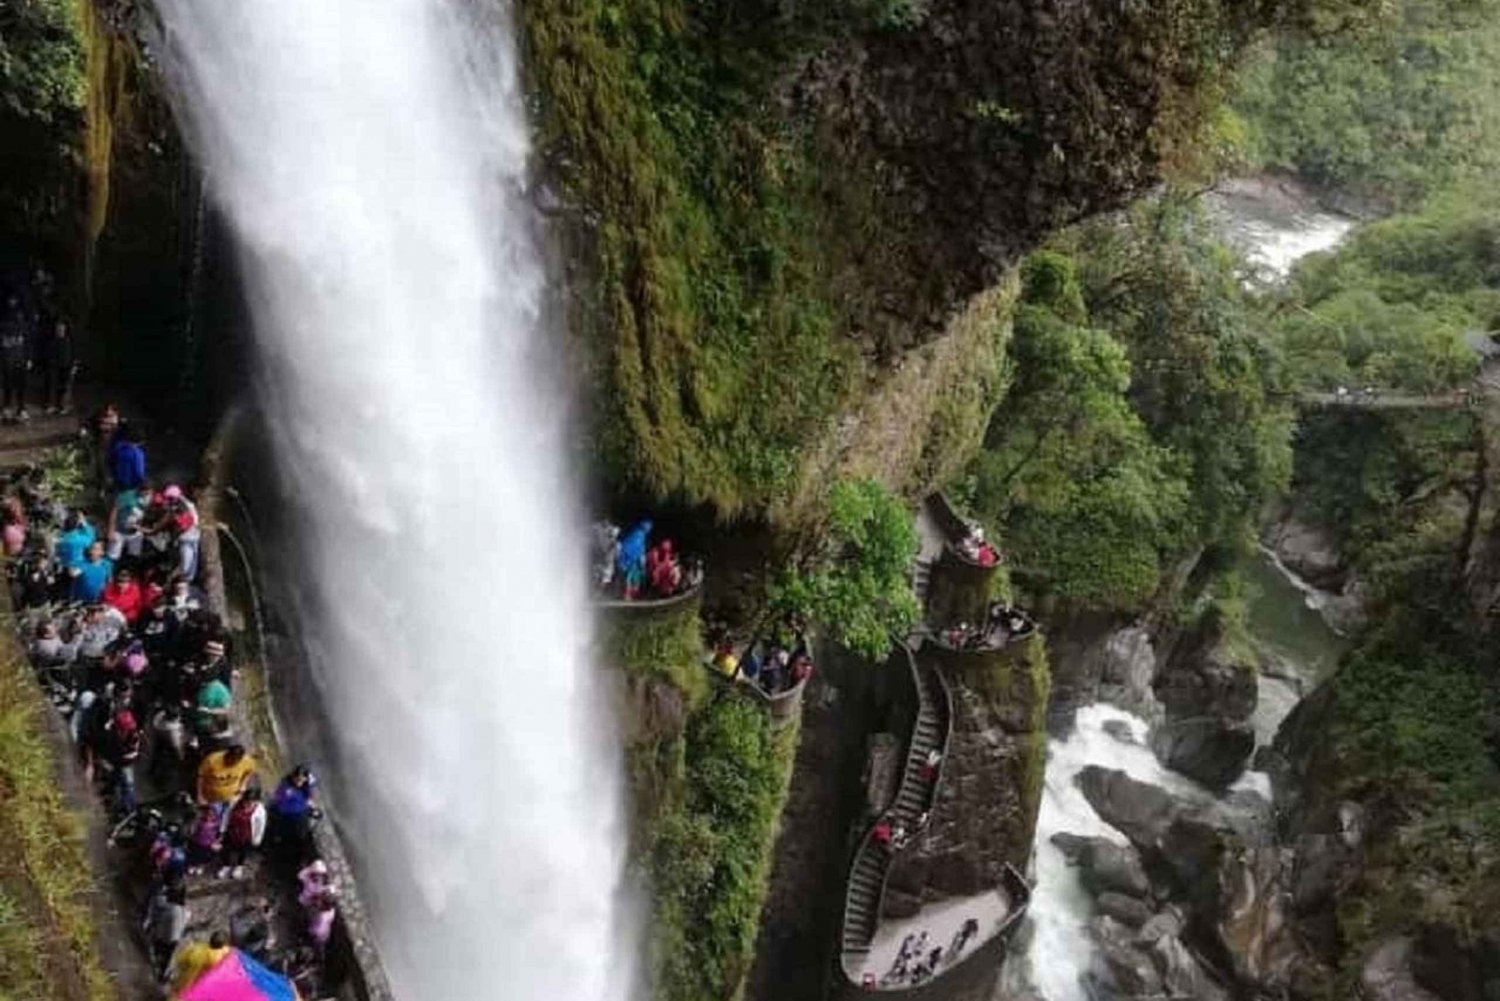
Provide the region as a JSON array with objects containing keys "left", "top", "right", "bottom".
[{"left": 523, "top": 0, "right": 1284, "bottom": 517}]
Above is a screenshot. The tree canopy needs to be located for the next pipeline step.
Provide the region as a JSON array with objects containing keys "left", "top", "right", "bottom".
[
  {"left": 769, "top": 477, "right": 919, "bottom": 659},
  {"left": 964, "top": 199, "right": 1291, "bottom": 609}
]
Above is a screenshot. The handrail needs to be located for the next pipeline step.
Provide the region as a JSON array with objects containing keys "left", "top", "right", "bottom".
[
  {"left": 593, "top": 577, "right": 703, "bottom": 612},
  {"left": 923, "top": 494, "right": 999, "bottom": 572},
  {"left": 838, "top": 642, "right": 1036, "bottom": 992},
  {"left": 839, "top": 644, "right": 952, "bottom": 983},
  {"left": 925, "top": 619, "right": 1037, "bottom": 653}
]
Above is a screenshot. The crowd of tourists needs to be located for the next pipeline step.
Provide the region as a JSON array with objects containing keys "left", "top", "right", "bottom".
[
  {"left": 5, "top": 407, "right": 335, "bottom": 998},
  {"left": 939, "top": 602, "right": 1036, "bottom": 650},
  {"left": 0, "top": 268, "right": 77, "bottom": 422},
  {"left": 710, "top": 634, "right": 815, "bottom": 698},
  {"left": 592, "top": 517, "right": 700, "bottom": 600},
  {"left": 872, "top": 919, "right": 981, "bottom": 989}
]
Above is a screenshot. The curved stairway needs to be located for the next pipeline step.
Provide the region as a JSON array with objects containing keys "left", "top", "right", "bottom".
[{"left": 840, "top": 646, "right": 953, "bottom": 976}]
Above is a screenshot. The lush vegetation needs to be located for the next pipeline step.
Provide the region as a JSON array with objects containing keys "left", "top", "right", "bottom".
[
  {"left": 648, "top": 696, "right": 796, "bottom": 1001},
  {"left": 0, "top": 0, "right": 85, "bottom": 258},
  {"left": 1232, "top": 0, "right": 1500, "bottom": 207},
  {"left": 601, "top": 605, "right": 796, "bottom": 1001},
  {"left": 1271, "top": 190, "right": 1498, "bottom": 392},
  {"left": 770, "top": 478, "right": 919, "bottom": 659},
  {"left": 962, "top": 199, "right": 1291, "bottom": 608},
  {"left": 1307, "top": 586, "right": 1500, "bottom": 993},
  {"left": 0, "top": 626, "right": 114, "bottom": 1001},
  {"left": 522, "top": 0, "right": 864, "bottom": 515}
]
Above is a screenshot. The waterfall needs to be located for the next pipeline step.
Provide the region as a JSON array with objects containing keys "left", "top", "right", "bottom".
[{"left": 149, "top": 2, "right": 634, "bottom": 999}]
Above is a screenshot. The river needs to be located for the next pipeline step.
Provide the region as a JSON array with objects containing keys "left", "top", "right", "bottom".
[{"left": 1004, "top": 177, "right": 1354, "bottom": 1000}]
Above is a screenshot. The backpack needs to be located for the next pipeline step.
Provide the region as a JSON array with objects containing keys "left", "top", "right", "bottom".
[{"left": 227, "top": 802, "right": 256, "bottom": 846}]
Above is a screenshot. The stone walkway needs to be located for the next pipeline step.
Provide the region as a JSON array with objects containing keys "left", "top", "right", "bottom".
[{"left": 852, "top": 887, "right": 1016, "bottom": 988}]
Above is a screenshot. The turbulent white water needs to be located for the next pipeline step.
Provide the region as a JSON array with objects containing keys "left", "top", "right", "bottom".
[
  {"left": 1010, "top": 706, "right": 1210, "bottom": 1000},
  {"left": 1206, "top": 177, "right": 1356, "bottom": 278},
  {"left": 150, "top": 2, "right": 633, "bottom": 999}
]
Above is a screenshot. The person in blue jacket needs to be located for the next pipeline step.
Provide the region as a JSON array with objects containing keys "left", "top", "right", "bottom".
[
  {"left": 108, "top": 422, "right": 147, "bottom": 491},
  {"left": 614, "top": 519, "right": 652, "bottom": 599},
  {"left": 54, "top": 510, "right": 96, "bottom": 569},
  {"left": 72, "top": 541, "right": 113, "bottom": 603}
]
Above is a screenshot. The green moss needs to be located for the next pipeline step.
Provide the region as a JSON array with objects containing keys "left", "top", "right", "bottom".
[
  {"left": 641, "top": 695, "right": 797, "bottom": 1001},
  {"left": 0, "top": 624, "right": 115, "bottom": 1001},
  {"left": 522, "top": 0, "right": 863, "bottom": 514},
  {"left": 961, "top": 633, "right": 1051, "bottom": 853},
  {"left": 1305, "top": 605, "right": 1500, "bottom": 994},
  {"left": 600, "top": 603, "right": 710, "bottom": 710},
  {"left": 600, "top": 602, "right": 797, "bottom": 1001}
]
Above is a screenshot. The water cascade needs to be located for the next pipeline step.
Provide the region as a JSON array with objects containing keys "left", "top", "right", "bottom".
[{"left": 149, "top": 2, "right": 633, "bottom": 998}]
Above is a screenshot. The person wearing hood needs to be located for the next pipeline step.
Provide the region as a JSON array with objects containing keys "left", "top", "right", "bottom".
[
  {"left": 615, "top": 518, "right": 652, "bottom": 600},
  {"left": 647, "top": 537, "right": 682, "bottom": 597},
  {"left": 153, "top": 484, "right": 201, "bottom": 581},
  {"left": 102, "top": 709, "right": 143, "bottom": 813},
  {"left": 268, "top": 764, "right": 319, "bottom": 854},
  {"left": 108, "top": 422, "right": 147, "bottom": 491},
  {"left": 54, "top": 510, "right": 95, "bottom": 569}
]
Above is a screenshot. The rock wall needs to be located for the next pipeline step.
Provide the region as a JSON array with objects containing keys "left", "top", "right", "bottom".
[{"left": 891, "top": 637, "right": 1049, "bottom": 909}]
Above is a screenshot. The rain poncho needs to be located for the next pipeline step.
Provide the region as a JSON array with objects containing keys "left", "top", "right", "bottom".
[{"left": 615, "top": 519, "right": 652, "bottom": 588}]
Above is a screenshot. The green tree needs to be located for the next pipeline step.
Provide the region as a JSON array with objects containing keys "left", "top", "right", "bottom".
[
  {"left": 970, "top": 250, "right": 1195, "bottom": 607},
  {"left": 1064, "top": 197, "right": 1293, "bottom": 550},
  {"left": 0, "top": 0, "right": 86, "bottom": 249},
  {"left": 1233, "top": 0, "right": 1500, "bottom": 206},
  {"left": 770, "top": 477, "right": 919, "bottom": 658},
  {"left": 1273, "top": 188, "right": 1496, "bottom": 393}
]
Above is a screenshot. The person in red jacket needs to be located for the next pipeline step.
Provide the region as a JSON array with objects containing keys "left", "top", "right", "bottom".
[
  {"left": 103, "top": 567, "right": 144, "bottom": 623},
  {"left": 646, "top": 538, "right": 682, "bottom": 597}
]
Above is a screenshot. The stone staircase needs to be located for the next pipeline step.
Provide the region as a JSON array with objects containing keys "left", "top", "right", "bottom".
[
  {"left": 840, "top": 648, "right": 951, "bottom": 971},
  {"left": 912, "top": 558, "right": 932, "bottom": 605}
]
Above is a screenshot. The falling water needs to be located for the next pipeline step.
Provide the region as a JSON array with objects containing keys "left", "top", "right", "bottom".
[
  {"left": 1005, "top": 706, "right": 1211, "bottom": 1000},
  {"left": 149, "top": 2, "right": 633, "bottom": 999}
]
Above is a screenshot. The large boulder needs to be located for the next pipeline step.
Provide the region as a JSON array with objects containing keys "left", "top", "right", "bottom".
[
  {"left": 1154, "top": 610, "right": 1257, "bottom": 724},
  {"left": 1075, "top": 766, "right": 1183, "bottom": 852},
  {"left": 1263, "top": 514, "right": 1346, "bottom": 591},
  {"left": 1051, "top": 833, "right": 1152, "bottom": 898},
  {"left": 1150, "top": 716, "right": 1255, "bottom": 790},
  {"left": 1362, "top": 938, "right": 1445, "bottom": 1001},
  {"left": 1149, "top": 932, "right": 1231, "bottom": 1001},
  {"left": 1096, "top": 892, "right": 1153, "bottom": 927},
  {"left": 1087, "top": 917, "right": 1165, "bottom": 998}
]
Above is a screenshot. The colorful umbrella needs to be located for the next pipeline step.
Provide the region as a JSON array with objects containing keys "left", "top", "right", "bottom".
[{"left": 179, "top": 948, "right": 300, "bottom": 1001}]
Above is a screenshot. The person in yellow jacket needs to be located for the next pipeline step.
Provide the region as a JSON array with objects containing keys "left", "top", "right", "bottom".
[
  {"left": 168, "top": 932, "right": 231, "bottom": 996},
  {"left": 197, "top": 743, "right": 257, "bottom": 804}
]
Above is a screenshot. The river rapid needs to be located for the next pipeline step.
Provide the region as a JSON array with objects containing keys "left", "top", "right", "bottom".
[{"left": 1004, "top": 177, "right": 1354, "bottom": 1001}]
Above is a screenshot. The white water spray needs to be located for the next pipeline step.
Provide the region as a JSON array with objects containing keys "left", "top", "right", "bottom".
[
  {"left": 150, "top": 2, "right": 633, "bottom": 999},
  {"left": 1010, "top": 706, "right": 1210, "bottom": 1000}
]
